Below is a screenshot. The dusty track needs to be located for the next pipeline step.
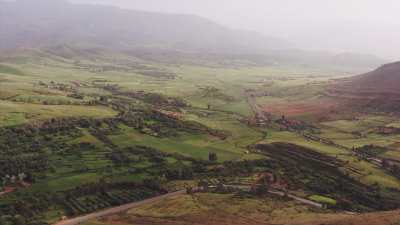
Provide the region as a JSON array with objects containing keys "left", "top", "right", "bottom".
[
  {"left": 53, "top": 190, "right": 186, "bottom": 225},
  {"left": 224, "top": 185, "right": 323, "bottom": 208}
]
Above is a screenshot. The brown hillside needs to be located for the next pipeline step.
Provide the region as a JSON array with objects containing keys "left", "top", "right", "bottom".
[
  {"left": 327, "top": 61, "right": 400, "bottom": 111},
  {"left": 85, "top": 193, "right": 400, "bottom": 225},
  {"left": 346, "top": 61, "right": 400, "bottom": 92},
  {"left": 302, "top": 210, "right": 400, "bottom": 225}
]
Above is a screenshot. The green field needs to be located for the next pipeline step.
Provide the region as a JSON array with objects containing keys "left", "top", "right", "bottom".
[{"left": 1, "top": 50, "right": 400, "bottom": 225}]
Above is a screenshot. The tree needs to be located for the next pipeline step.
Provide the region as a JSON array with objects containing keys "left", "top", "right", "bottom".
[
  {"left": 382, "top": 159, "right": 390, "bottom": 169},
  {"left": 13, "top": 215, "right": 26, "bottom": 225},
  {"left": 186, "top": 186, "right": 193, "bottom": 194},
  {"left": 208, "top": 152, "right": 217, "bottom": 162},
  {"left": 198, "top": 180, "right": 209, "bottom": 192},
  {"left": 257, "top": 177, "right": 270, "bottom": 195}
]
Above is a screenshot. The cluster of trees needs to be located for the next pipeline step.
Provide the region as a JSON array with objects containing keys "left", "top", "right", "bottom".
[
  {"left": 275, "top": 115, "right": 315, "bottom": 131},
  {"left": 208, "top": 152, "right": 218, "bottom": 162},
  {"left": 164, "top": 165, "right": 194, "bottom": 180},
  {"left": 254, "top": 143, "right": 400, "bottom": 211},
  {"left": 0, "top": 191, "right": 55, "bottom": 225},
  {"left": 63, "top": 180, "right": 164, "bottom": 200},
  {"left": 97, "top": 83, "right": 229, "bottom": 140},
  {"left": 0, "top": 154, "right": 47, "bottom": 181},
  {"left": 0, "top": 180, "right": 164, "bottom": 224},
  {"left": 100, "top": 83, "right": 185, "bottom": 108},
  {"left": 382, "top": 159, "right": 400, "bottom": 179},
  {"left": 124, "top": 145, "right": 215, "bottom": 180},
  {"left": 0, "top": 117, "right": 121, "bottom": 224},
  {"left": 136, "top": 69, "right": 176, "bottom": 80},
  {"left": 74, "top": 61, "right": 176, "bottom": 80},
  {"left": 64, "top": 189, "right": 157, "bottom": 216},
  {"left": 67, "top": 92, "right": 85, "bottom": 100},
  {"left": 354, "top": 144, "right": 388, "bottom": 158},
  {"left": 11, "top": 96, "right": 86, "bottom": 106},
  {"left": 0, "top": 81, "right": 235, "bottom": 224},
  {"left": 119, "top": 109, "right": 228, "bottom": 139}
]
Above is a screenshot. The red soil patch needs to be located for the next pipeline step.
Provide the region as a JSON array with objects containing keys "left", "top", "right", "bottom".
[
  {"left": 262, "top": 100, "right": 339, "bottom": 119},
  {"left": 157, "top": 110, "right": 183, "bottom": 119},
  {"left": 0, "top": 187, "right": 15, "bottom": 196},
  {"left": 0, "top": 182, "right": 31, "bottom": 197}
]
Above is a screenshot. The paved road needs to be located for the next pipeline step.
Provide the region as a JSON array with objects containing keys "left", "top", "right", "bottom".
[{"left": 53, "top": 190, "right": 186, "bottom": 225}]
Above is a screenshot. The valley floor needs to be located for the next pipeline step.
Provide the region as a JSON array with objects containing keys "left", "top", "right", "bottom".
[{"left": 0, "top": 51, "right": 399, "bottom": 225}]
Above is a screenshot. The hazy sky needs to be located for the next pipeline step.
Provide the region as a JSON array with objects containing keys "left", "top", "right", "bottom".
[{"left": 72, "top": 0, "right": 400, "bottom": 59}]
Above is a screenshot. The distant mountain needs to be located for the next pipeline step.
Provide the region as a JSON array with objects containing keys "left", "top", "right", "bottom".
[
  {"left": 0, "top": 0, "right": 291, "bottom": 54},
  {"left": 0, "top": 0, "right": 386, "bottom": 71}
]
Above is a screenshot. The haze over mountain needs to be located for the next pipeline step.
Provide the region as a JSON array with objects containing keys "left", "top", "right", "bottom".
[
  {"left": 0, "top": 0, "right": 293, "bottom": 54},
  {"left": 0, "top": 0, "right": 386, "bottom": 71},
  {"left": 73, "top": 0, "right": 400, "bottom": 60}
]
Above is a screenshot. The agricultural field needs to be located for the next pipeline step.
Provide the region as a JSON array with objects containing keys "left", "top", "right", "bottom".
[{"left": 0, "top": 51, "right": 399, "bottom": 225}]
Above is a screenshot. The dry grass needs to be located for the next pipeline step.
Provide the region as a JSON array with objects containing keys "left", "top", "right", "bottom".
[{"left": 86, "top": 193, "right": 400, "bottom": 225}]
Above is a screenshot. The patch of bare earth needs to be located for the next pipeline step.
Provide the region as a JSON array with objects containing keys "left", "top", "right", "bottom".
[
  {"left": 86, "top": 187, "right": 400, "bottom": 225},
  {"left": 96, "top": 209, "right": 400, "bottom": 225},
  {"left": 262, "top": 99, "right": 340, "bottom": 120},
  {"left": 290, "top": 210, "right": 400, "bottom": 225},
  {"left": 101, "top": 212, "right": 267, "bottom": 225}
]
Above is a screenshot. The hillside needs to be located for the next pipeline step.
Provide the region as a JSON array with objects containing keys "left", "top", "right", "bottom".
[
  {"left": 327, "top": 61, "right": 400, "bottom": 111},
  {"left": 0, "top": 0, "right": 385, "bottom": 71},
  {"left": 84, "top": 193, "right": 400, "bottom": 225},
  {"left": 348, "top": 61, "right": 400, "bottom": 93},
  {"left": 0, "top": 0, "right": 290, "bottom": 54}
]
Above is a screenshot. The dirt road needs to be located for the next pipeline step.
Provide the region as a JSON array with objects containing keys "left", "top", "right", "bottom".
[
  {"left": 245, "top": 92, "right": 263, "bottom": 117},
  {"left": 224, "top": 185, "right": 323, "bottom": 208},
  {"left": 0, "top": 187, "right": 15, "bottom": 197},
  {"left": 267, "top": 190, "right": 323, "bottom": 208},
  {"left": 53, "top": 190, "right": 186, "bottom": 225}
]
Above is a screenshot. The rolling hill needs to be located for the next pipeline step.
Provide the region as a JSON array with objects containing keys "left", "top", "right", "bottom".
[
  {"left": 345, "top": 61, "right": 400, "bottom": 93},
  {"left": 327, "top": 61, "right": 400, "bottom": 111}
]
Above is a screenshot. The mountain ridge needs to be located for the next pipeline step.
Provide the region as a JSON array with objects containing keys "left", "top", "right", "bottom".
[
  {"left": 0, "top": 0, "right": 386, "bottom": 71},
  {"left": 0, "top": 0, "right": 292, "bottom": 54}
]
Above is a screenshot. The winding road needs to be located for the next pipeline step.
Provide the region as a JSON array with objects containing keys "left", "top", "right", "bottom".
[{"left": 53, "top": 190, "right": 186, "bottom": 225}]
